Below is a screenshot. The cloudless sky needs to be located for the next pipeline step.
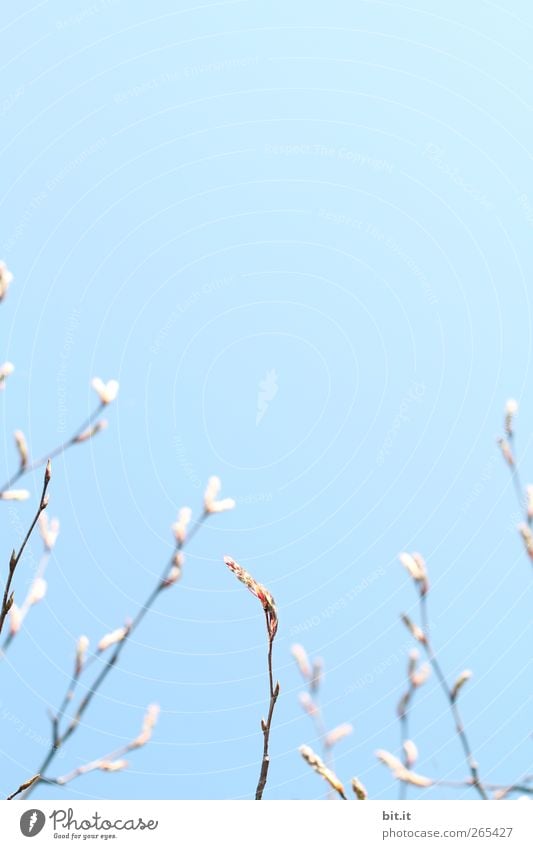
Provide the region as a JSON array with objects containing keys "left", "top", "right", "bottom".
[{"left": 0, "top": 0, "right": 532, "bottom": 801}]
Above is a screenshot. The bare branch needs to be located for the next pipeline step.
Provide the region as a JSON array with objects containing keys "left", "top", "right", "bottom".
[
  {"left": 300, "top": 744, "right": 347, "bottom": 800},
  {"left": 416, "top": 592, "right": 487, "bottom": 799},
  {"left": 224, "top": 556, "right": 279, "bottom": 800},
  {"left": 6, "top": 774, "right": 40, "bottom": 800},
  {"left": 43, "top": 704, "right": 159, "bottom": 787}
]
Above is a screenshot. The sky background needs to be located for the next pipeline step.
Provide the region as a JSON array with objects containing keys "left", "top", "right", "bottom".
[{"left": 0, "top": 0, "right": 532, "bottom": 801}]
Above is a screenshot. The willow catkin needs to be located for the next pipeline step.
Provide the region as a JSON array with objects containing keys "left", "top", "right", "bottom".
[{"left": 299, "top": 745, "right": 346, "bottom": 799}]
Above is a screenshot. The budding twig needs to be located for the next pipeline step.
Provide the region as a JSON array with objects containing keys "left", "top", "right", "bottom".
[
  {"left": 22, "top": 478, "right": 233, "bottom": 799},
  {"left": 42, "top": 704, "right": 159, "bottom": 787},
  {"left": 397, "top": 552, "right": 487, "bottom": 798},
  {"left": 417, "top": 589, "right": 487, "bottom": 800},
  {"left": 292, "top": 646, "right": 351, "bottom": 799},
  {"left": 6, "top": 774, "right": 40, "bottom": 800},
  {"left": 377, "top": 751, "right": 531, "bottom": 798},
  {"left": 434, "top": 777, "right": 533, "bottom": 798}
]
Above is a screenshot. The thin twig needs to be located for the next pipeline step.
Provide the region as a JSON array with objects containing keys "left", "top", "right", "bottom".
[
  {"left": 52, "top": 667, "right": 82, "bottom": 747},
  {"left": 255, "top": 620, "right": 280, "bottom": 800},
  {"left": 22, "top": 513, "right": 208, "bottom": 799},
  {"left": 0, "top": 545, "right": 52, "bottom": 655},
  {"left": 45, "top": 746, "right": 129, "bottom": 787},
  {"left": 300, "top": 744, "right": 347, "bottom": 799},
  {"left": 507, "top": 429, "right": 528, "bottom": 524},
  {"left": 417, "top": 593, "right": 488, "bottom": 800},
  {"left": 314, "top": 704, "right": 337, "bottom": 800},
  {"left": 398, "top": 678, "right": 416, "bottom": 801},
  {"left": 0, "top": 462, "right": 51, "bottom": 638},
  {"left": 496, "top": 406, "right": 533, "bottom": 574}
]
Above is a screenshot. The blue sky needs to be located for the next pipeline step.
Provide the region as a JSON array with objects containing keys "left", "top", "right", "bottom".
[{"left": 0, "top": 0, "right": 531, "bottom": 800}]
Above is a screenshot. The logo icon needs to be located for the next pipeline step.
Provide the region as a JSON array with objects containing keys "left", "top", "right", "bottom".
[{"left": 20, "top": 809, "right": 46, "bottom": 837}]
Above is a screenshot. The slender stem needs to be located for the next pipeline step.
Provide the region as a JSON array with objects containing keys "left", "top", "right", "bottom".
[
  {"left": 504, "top": 431, "right": 531, "bottom": 529},
  {"left": 305, "top": 680, "right": 335, "bottom": 799},
  {"left": 0, "top": 464, "right": 50, "bottom": 638},
  {"left": 317, "top": 711, "right": 337, "bottom": 800},
  {"left": 313, "top": 708, "right": 328, "bottom": 750},
  {"left": 22, "top": 514, "right": 206, "bottom": 799},
  {"left": 255, "top": 615, "right": 279, "bottom": 800},
  {"left": 432, "top": 778, "right": 533, "bottom": 797},
  {"left": 1, "top": 549, "right": 53, "bottom": 656},
  {"left": 0, "top": 404, "right": 104, "bottom": 496},
  {"left": 418, "top": 593, "right": 488, "bottom": 800},
  {"left": 45, "top": 725, "right": 145, "bottom": 787},
  {"left": 51, "top": 514, "right": 204, "bottom": 750},
  {"left": 511, "top": 468, "right": 525, "bottom": 519}
]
